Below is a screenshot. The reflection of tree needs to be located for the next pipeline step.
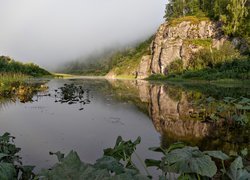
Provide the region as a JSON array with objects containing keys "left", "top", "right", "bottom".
[{"left": 0, "top": 81, "right": 49, "bottom": 108}]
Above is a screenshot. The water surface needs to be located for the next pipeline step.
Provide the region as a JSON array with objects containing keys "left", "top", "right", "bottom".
[{"left": 0, "top": 78, "right": 249, "bottom": 174}]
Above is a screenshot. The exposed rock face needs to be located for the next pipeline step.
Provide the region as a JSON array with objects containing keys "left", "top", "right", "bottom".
[
  {"left": 136, "top": 55, "right": 151, "bottom": 79},
  {"left": 138, "top": 20, "right": 225, "bottom": 76}
]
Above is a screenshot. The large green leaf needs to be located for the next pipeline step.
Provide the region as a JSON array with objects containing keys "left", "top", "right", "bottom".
[
  {"left": 94, "top": 156, "right": 124, "bottom": 174},
  {"left": 0, "top": 162, "right": 16, "bottom": 180},
  {"left": 226, "top": 157, "right": 250, "bottom": 180},
  {"left": 0, "top": 153, "right": 8, "bottom": 160},
  {"left": 178, "top": 174, "right": 197, "bottom": 180},
  {"left": 145, "top": 159, "right": 162, "bottom": 168},
  {"left": 103, "top": 136, "right": 141, "bottom": 169},
  {"left": 204, "top": 151, "right": 230, "bottom": 160},
  {"left": 164, "top": 146, "right": 217, "bottom": 178},
  {"left": 39, "top": 150, "right": 150, "bottom": 180},
  {"left": 49, "top": 151, "right": 65, "bottom": 162}
]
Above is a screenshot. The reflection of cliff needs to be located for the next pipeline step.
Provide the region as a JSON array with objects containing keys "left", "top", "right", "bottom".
[
  {"left": 146, "top": 84, "right": 213, "bottom": 141},
  {"left": 107, "top": 80, "right": 250, "bottom": 154}
]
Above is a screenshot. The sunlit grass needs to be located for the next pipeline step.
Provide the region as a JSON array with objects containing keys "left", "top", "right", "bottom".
[
  {"left": 0, "top": 73, "right": 28, "bottom": 90},
  {"left": 168, "top": 16, "right": 209, "bottom": 26}
]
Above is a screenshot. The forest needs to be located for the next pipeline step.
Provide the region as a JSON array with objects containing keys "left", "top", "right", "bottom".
[{"left": 165, "top": 0, "right": 250, "bottom": 37}]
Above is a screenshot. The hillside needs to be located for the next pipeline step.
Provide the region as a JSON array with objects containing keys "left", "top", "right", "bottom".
[
  {"left": 0, "top": 56, "right": 51, "bottom": 77},
  {"left": 59, "top": 0, "right": 249, "bottom": 80},
  {"left": 59, "top": 38, "right": 152, "bottom": 77},
  {"left": 107, "top": 0, "right": 250, "bottom": 80}
]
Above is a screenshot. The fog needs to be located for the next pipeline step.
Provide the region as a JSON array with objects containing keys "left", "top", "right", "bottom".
[{"left": 0, "top": 0, "right": 166, "bottom": 70}]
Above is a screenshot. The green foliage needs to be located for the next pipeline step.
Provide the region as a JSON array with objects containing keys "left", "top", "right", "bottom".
[
  {"left": 167, "top": 59, "right": 184, "bottom": 74},
  {"left": 146, "top": 144, "right": 250, "bottom": 179},
  {"left": 146, "top": 74, "right": 168, "bottom": 81},
  {"left": 104, "top": 136, "right": 141, "bottom": 169},
  {"left": 226, "top": 156, "right": 250, "bottom": 180},
  {"left": 188, "top": 42, "right": 240, "bottom": 70},
  {"left": 182, "top": 57, "right": 250, "bottom": 80},
  {"left": 164, "top": 0, "right": 250, "bottom": 37},
  {"left": 1, "top": 132, "right": 250, "bottom": 179},
  {"left": 168, "top": 16, "right": 209, "bottom": 26},
  {"left": 164, "top": 147, "right": 217, "bottom": 177},
  {"left": 0, "top": 133, "right": 35, "bottom": 179},
  {"left": 184, "top": 39, "right": 212, "bottom": 48},
  {"left": 0, "top": 73, "right": 27, "bottom": 89},
  {"left": 39, "top": 147, "right": 149, "bottom": 180},
  {"left": 149, "top": 42, "right": 249, "bottom": 82},
  {"left": 189, "top": 96, "right": 250, "bottom": 126},
  {"left": 223, "top": 0, "right": 249, "bottom": 36},
  {"left": 0, "top": 56, "right": 51, "bottom": 77},
  {"left": 0, "top": 163, "right": 16, "bottom": 180}
]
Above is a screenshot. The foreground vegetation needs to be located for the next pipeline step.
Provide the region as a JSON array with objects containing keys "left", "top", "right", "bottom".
[{"left": 0, "top": 133, "right": 249, "bottom": 179}]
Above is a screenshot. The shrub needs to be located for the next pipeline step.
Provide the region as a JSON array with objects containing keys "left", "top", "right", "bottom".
[{"left": 167, "top": 59, "right": 184, "bottom": 74}]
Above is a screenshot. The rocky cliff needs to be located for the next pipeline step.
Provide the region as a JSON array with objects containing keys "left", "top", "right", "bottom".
[{"left": 136, "top": 18, "right": 226, "bottom": 79}]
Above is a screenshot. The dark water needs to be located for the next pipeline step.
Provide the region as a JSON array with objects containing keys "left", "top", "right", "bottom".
[{"left": 0, "top": 78, "right": 249, "bottom": 174}]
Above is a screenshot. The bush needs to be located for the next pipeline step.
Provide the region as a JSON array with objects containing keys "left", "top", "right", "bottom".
[
  {"left": 187, "top": 42, "right": 240, "bottom": 70},
  {"left": 167, "top": 59, "right": 184, "bottom": 74}
]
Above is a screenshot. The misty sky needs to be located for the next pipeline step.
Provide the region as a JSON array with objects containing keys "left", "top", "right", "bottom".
[{"left": 0, "top": 0, "right": 166, "bottom": 69}]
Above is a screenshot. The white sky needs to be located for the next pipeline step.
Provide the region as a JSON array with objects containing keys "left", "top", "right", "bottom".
[{"left": 0, "top": 0, "right": 166, "bottom": 69}]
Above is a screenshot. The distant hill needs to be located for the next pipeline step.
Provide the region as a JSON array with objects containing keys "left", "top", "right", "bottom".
[
  {"left": 0, "top": 56, "right": 51, "bottom": 77},
  {"left": 59, "top": 38, "right": 152, "bottom": 77}
]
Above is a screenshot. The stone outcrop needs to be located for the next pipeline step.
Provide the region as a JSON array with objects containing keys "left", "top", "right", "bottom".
[
  {"left": 137, "top": 19, "right": 225, "bottom": 76},
  {"left": 136, "top": 55, "right": 151, "bottom": 79}
]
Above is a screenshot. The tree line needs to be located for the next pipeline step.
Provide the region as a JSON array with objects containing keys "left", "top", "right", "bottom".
[
  {"left": 165, "top": 0, "right": 250, "bottom": 37},
  {"left": 0, "top": 56, "right": 51, "bottom": 77}
]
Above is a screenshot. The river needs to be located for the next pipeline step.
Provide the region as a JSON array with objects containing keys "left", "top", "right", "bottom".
[{"left": 0, "top": 78, "right": 249, "bottom": 175}]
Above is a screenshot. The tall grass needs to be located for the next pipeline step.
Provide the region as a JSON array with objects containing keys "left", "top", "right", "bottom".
[{"left": 0, "top": 73, "right": 28, "bottom": 88}]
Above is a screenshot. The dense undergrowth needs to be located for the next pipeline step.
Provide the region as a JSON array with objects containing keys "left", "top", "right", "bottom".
[
  {"left": 148, "top": 41, "right": 250, "bottom": 82},
  {"left": 148, "top": 57, "right": 250, "bottom": 81},
  {"left": 0, "top": 133, "right": 249, "bottom": 180}
]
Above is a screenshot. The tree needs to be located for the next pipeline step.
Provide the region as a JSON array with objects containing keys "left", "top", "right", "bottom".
[{"left": 223, "top": 0, "right": 248, "bottom": 36}]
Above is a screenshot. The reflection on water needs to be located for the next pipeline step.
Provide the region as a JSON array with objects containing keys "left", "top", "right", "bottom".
[
  {"left": 0, "top": 78, "right": 249, "bottom": 171},
  {"left": 106, "top": 79, "right": 250, "bottom": 156},
  {"left": 0, "top": 80, "right": 49, "bottom": 110}
]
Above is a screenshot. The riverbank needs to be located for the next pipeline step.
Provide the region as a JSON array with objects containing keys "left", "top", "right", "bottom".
[{"left": 146, "top": 76, "right": 250, "bottom": 88}]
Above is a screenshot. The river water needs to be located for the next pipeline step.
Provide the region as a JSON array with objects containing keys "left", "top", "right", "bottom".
[{"left": 0, "top": 78, "right": 249, "bottom": 175}]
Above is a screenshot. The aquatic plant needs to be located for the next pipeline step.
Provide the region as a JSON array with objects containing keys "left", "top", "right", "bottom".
[
  {"left": 0, "top": 132, "right": 35, "bottom": 179},
  {"left": 54, "top": 83, "right": 91, "bottom": 111},
  {"left": 145, "top": 143, "right": 250, "bottom": 180},
  {"left": 190, "top": 96, "right": 250, "bottom": 126},
  {"left": 1, "top": 133, "right": 249, "bottom": 179}
]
